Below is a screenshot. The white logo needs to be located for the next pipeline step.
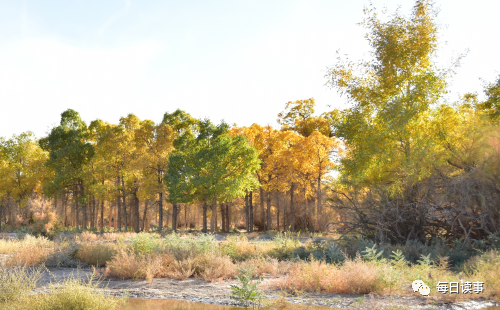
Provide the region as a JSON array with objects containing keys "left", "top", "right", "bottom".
[{"left": 412, "top": 280, "right": 430, "bottom": 296}]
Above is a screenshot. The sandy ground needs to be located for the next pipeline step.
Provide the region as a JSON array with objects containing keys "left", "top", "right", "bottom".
[{"left": 28, "top": 267, "right": 499, "bottom": 309}]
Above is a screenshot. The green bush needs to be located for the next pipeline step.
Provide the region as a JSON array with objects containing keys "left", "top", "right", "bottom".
[{"left": 130, "top": 232, "right": 161, "bottom": 255}]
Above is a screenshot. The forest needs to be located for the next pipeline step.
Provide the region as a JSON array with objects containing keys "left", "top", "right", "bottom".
[
  {"left": 1, "top": 0, "right": 500, "bottom": 247},
  {"left": 2, "top": 2, "right": 500, "bottom": 309}
]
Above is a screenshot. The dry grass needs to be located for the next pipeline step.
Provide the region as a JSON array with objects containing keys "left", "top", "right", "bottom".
[
  {"left": 158, "top": 253, "right": 196, "bottom": 280},
  {"left": 270, "top": 256, "right": 381, "bottom": 295},
  {"left": 105, "top": 249, "right": 162, "bottom": 280},
  {"left": 6, "top": 235, "right": 53, "bottom": 267},
  {"left": 466, "top": 249, "right": 500, "bottom": 299},
  {"left": 194, "top": 252, "right": 236, "bottom": 281},
  {"left": 0, "top": 239, "right": 19, "bottom": 254},
  {"left": 237, "top": 257, "right": 293, "bottom": 277},
  {"left": 76, "top": 242, "right": 117, "bottom": 267}
]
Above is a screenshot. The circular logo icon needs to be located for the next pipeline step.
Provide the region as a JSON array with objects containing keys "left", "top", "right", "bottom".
[
  {"left": 418, "top": 284, "right": 430, "bottom": 296},
  {"left": 412, "top": 280, "right": 425, "bottom": 292}
]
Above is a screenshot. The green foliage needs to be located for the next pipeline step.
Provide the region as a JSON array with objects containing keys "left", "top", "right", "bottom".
[
  {"left": 270, "top": 232, "right": 301, "bottom": 260},
  {"left": 476, "top": 75, "right": 500, "bottom": 119},
  {"left": 416, "top": 253, "right": 432, "bottom": 266},
  {"left": 361, "top": 244, "right": 385, "bottom": 263},
  {"left": 325, "top": 0, "right": 448, "bottom": 193},
  {"left": 0, "top": 266, "right": 43, "bottom": 303},
  {"left": 230, "top": 265, "right": 263, "bottom": 309},
  {"left": 166, "top": 119, "right": 260, "bottom": 232},
  {"left": 31, "top": 274, "right": 124, "bottom": 310},
  {"left": 39, "top": 109, "right": 94, "bottom": 193},
  {"left": 130, "top": 232, "right": 161, "bottom": 255}
]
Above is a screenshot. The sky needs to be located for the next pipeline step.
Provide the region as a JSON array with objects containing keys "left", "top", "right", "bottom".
[{"left": 0, "top": 0, "right": 499, "bottom": 138}]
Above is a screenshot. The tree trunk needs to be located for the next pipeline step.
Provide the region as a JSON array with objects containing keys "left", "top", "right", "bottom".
[
  {"left": 210, "top": 199, "right": 216, "bottom": 233},
  {"left": 133, "top": 189, "right": 140, "bottom": 233},
  {"left": 121, "top": 177, "right": 127, "bottom": 231},
  {"left": 63, "top": 193, "right": 67, "bottom": 227},
  {"left": 316, "top": 177, "right": 321, "bottom": 231},
  {"left": 91, "top": 196, "right": 96, "bottom": 229},
  {"left": 249, "top": 191, "right": 254, "bottom": 232},
  {"left": 100, "top": 200, "right": 104, "bottom": 232},
  {"left": 226, "top": 203, "right": 230, "bottom": 232},
  {"left": 245, "top": 193, "right": 249, "bottom": 232},
  {"left": 172, "top": 203, "right": 178, "bottom": 231},
  {"left": 116, "top": 177, "right": 122, "bottom": 231},
  {"left": 221, "top": 203, "right": 226, "bottom": 233},
  {"left": 276, "top": 194, "right": 280, "bottom": 231},
  {"left": 75, "top": 186, "right": 80, "bottom": 230},
  {"left": 215, "top": 204, "right": 218, "bottom": 232},
  {"left": 266, "top": 191, "right": 271, "bottom": 231},
  {"left": 290, "top": 182, "right": 295, "bottom": 232},
  {"left": 81, "top": 180, "right": 87, "bottom": 230},
  {"left": 0, "top": 199, "right": 3, "bottom": 232},
  {"left": 260, "top": 188, "right": 265, "bottom": 231},
  {"left": 202, "top": 202, "right": 208, "bottom": 233},
  {"left": 185, "top": 204, "right": 188, "bottom": 230},
  {"left": 142, "top": 200, "right": 148, "bottom": 231}
]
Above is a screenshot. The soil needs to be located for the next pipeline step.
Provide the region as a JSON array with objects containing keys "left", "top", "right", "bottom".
[{"left": 31, "top": 267, "right": 500, "bottom": 309}]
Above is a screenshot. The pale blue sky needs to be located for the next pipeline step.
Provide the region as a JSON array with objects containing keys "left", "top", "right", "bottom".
[{"left": 0, "top": 0, "right": 499, "bottom": 138}]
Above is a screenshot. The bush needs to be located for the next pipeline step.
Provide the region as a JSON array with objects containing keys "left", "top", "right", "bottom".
[
  {"left": 130, "top": 233, "right": 161, "bottom": 255},
  {"left": 0, "top": 267, "right": 44, "bottom": 303},
  {"left": 7, "top": 235, "right": 53, "bottom": 267},
  {"left": 76, "top": 242, "right": 117, "bottom": 267},
  {"left": 30, "top": 275, "right": 124, "bottom": 310},
  {"left": 467, "top": 249, "right": 500, "bottom": 298},
  {"left": 194, "top": 252, "right": 236, "bottom": 281},
  {"left": 105, "top": 249, "right": 162, "bottom": 280}
]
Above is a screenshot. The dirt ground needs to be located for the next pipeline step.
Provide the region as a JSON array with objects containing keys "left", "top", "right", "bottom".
[{"left": 30, "top": 267, "right": 499, "bottom": 309}]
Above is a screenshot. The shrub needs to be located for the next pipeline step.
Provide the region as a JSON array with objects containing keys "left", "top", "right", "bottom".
[
  {"left": 130, "top": 232, "right": 161, "bottom": 255},
  {"left": 194, "top": 252, "right": 236, "bottom": 281},
  {"left": 231, "top": 265, "right": 263, "bottom": 308},
  {"left": 7, "top": 235, "right": 53, "bottom": 267},
  {"left": 105, "top": 249, "right": 162, "bottom": 280},
  {"left": 160, "top": 256, "right": 196, "bottom": 280},
  {"left": 0, "top": 266, "right": 44, "bottom": 303},
  {"left": 271, "top": 255, "right": 381, "bottom": 295},
  {"left": 30, "top": 275, "right": 124, "bottom": 310},
  {"left": 467, "top": 249, "right": 500, "bottom": 298},
  {"left": 76, "top": 242, "right": 117, "bottom": 267},
  {"left": 45, "top": 241, "right": 80, "bottom": 268}
]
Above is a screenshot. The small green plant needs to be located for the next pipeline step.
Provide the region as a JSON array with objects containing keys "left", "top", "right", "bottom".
[
  {"left": 130, "top": 232, "right": 160, "bottom": 255},
  {"left": 417, "top": 253, "right": 432, "bottom": 266},
  {"left": 361, "top": 244, "right": 385, "bottom": 263},
  {"left": 231, "top": 265, "right": 263, "bottom": 309}
]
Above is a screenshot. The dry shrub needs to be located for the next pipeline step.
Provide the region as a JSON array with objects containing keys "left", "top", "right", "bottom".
[
  {"left": 105, "top": 249, "right": 162, "bottom": 280},
  {"left": 237, "top": 257, "right": 292, "bottom": 277},
  {"left": 194, "top": 252, "right": 236, "bottom": 281},
  {"left": 0, "top": 239, "right": 19, "bottom": 254},
  {"left": 76, "top": 242, "right": 117, "bottom": 267},
  {"left": 271, "top": 256, "right": 380, "bottom": 295},
  {"left": 161, "top": 256, "right": 196, "bottom": 280},
  {"left": 467, "top": 249, "right": 500, "bottom": 298},
  {"left": 334, "top": 255, "right": 380, "bottom": 294},
  {"left": 7, "top": 235, "right": 53, "bottom": 267},
  {"left": 78, "top": 231, "right": 100, "bottom": 242}
]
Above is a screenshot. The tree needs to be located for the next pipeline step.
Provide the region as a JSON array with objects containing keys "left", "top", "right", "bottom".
[
  {"left": 0, "top": 132, "right": 48, "bottom": 228},
  {"left": 162, "top": 110, "right": 198, "bottom": 231},
  {"left": 135, "top": 120, "right": 176, "bottom": 232},
  {"left": 476, "top": 75, "right": 500, "bottom": 119},
  {"left": 166, "top": 119, "right": 260, "bottom": 233},
  {"left": 39, "top": 109, "right": 94, "bottom": 229},
  {"left": 277, "top": 98, "right": 333, "bottom": 137},
  {"left": 324, "top": 0, "right": 447, "bottom": 195}
]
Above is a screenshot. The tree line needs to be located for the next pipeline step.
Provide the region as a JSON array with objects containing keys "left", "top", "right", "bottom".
[{"left": 1, "top": 0, "right": 499, "bottom": 243}]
